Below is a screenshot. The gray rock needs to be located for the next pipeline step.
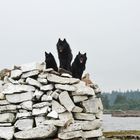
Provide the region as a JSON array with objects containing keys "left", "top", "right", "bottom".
[
  {"left": 52, "top": 100, "right": 66, "bottom": 113},
  {"left": 14, "top": 125, "right": 57, "bottom": 139},
  {"left": 16, "top": 112, "right": 32, "bottom": 119},
  {"left": 0, "top": 113, "right": 15, "bottom": 123},
  {"left": 0, "top": 126, "right": 14, "bottom": 140},
  {"left": 47, "top": 110, "right": 58, "bottom": 119},
  {"left": 83, "top": 129, "right": 103, "bottom": 138},
  {"left": 32, "top": 106, "right": 48, "bottom": 116},
  {"left": 82, "top": 98, "right": 102, "bottom": 113},
  {"left": 55, "top": 84, "right": 76, "bottom": 92},
  {"left": 33, "top": 102, "right": 51, "bottom": 108},
  {"left": 58, "top": 130, "right": 82, "bottom": 140},
  {"left": 62, "top": 119, "right": 101, "bottom": 132},
  {"left": 0, "top": 100, "right": 10, "bottom": 105},
  {"left": 81, "top": 119, "right": 102, "bottom": 130},
  {"left": 37, "top": 78, "right": 48, "bottom": 84},
  {"left": 6, "top": 92, "right": 33, "bottom": 104},
  {"left": 72, "top": 106, "right": 83, "bottom": 113},
  {"left": 47, "top": 73, "right": 80, "bottom": 84},
  {"left": 7, "top": 78, "right": 19, "bottom": 84},
  {"left": 26, "top": 77, "right": 42, "bottom": 88},
  {"left": 33, "top": 90, "right": 44, "bottom": 100},
  {"left": 38, "top": 73, "right": 48, "bottom": 78},
  {"left": 42, "top": 120, "right": 66, "bottom": 127},
  {"left": 72, "top": 81, "right": 95, "bottom": 96},
  {"left": 44, "top": 68, "right": 54, "bottom": 72},
  {"left": 14, "top": 119, "right": 33, "bottom": 131},
  {"left": 74, "top": 113, "right": 96, "bottom": 121},
  {"left": 41, "top": 95, "right": 52, "bottom": 102},
  {"left": 40, "top": 84, "right": 54, "bottom": 91},
  {"left": 10, "top": 69, "right": 22, "bottom": 79},
  {"left": 20, "top": 62, "right": 45, "bottom": 72},
  {"left": 2, "top": 83, "right": 35, "bottom": 94},
  {"left": 95, "top": 110, "right": 103, "bottom": 119},
  {"left": 21, "top": 70, "right": 39, "bottom": 78},
  {"left": 51, "top": 91, "right": 59, "bottom": 99},
  {"left": 73, "top": 95, "right": 88, "bottom": 103},
  {"left": 0, "top": 93, "right": 5, "bottom": 100},
  {"left": 59, "top": 112, "right": 74, "bottom": 122},
  {"left": 0, "top": 105, "right": 17, "bottom": 113},
  {"left": 0, "top": 123, "right": 12, "bottom": 127},
  {"left": 20, "top": 101, "right": 33, "bottom": 110},
  {"left": 35, "top": 116, "right": 46, "bottom": 127},
  {"left": 59, "top": 91, "right": 75, "bottom": 112}
]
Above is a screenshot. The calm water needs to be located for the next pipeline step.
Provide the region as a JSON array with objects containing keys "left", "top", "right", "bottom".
[{"left": 103, "top": 114, "right": 140, "bottom": 131}]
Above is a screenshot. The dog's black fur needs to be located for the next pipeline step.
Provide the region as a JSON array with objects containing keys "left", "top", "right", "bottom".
[
  {"left": 72, "top": 52, "right": 87, "bottom": 79},
  {"left": 45, "top": 52, "right": 58, "bottom": 72},
  {"left": 56, "top": 38, "right": 73, "bottom": 72}
]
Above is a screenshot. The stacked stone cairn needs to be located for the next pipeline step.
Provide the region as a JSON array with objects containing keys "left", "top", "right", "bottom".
[{"left": 0, "top": 62, "right": 103, "bottom": 140}]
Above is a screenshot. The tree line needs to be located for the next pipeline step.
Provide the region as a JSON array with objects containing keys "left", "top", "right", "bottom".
[{"left": 101, "top": 90, "right": 140, "bottom": 111}]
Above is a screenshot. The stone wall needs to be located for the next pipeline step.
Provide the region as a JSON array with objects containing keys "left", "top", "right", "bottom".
[{"left": 0, "top": 62, "right": 103, "bottom": 140}]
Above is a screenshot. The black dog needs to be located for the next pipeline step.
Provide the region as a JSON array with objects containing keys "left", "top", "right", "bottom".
[
  {"left": 45, "top": 52, "right": 58, "bottom": 72},
  {"left": 56, "top": 38, "right": 73, "bottom": 72},
  {"left": 72, "top": 52, "right": 87, "bottom": 79}
]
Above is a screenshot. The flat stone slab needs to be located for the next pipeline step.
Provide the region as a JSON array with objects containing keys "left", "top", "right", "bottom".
[
  {"left": 0, "top": 100, "right": 10, "bottom": 105},
  {"left": 42, "top": 120, "right": 66, "bottom": 127},
  {"left": 73, "top": 95, "right": 88, "bottom": 103},
  {"left": 14, "top": 125, "right": 57, "bottom": 139},
  {"left": 0, "top": 92, "right": 5, "bottom": 100},
  {"left": 47, "top": 110, "right": 58, "bottom": 119},
  {"left": 20, "top": 101, "right": 33, "bottom": 110},
  {"left": 72, "top": 81, "right": 95, "bottom": 96},
  {"left": 58, "top": 130, "right": 82, "bottom": 140},
  {"left": 61, "top": 73, "right": 72, "bottom": 78},
  {"left": 20, "top": 62, "right": 45, "bottom": 72},
  {"left": 10, "top": 69, "right": 22, "bottom": 79},
  {"left": 37, "top": 78, "right": 48, "bottom": 84},
  {"left": 59, "top": 91, "right": 75, "bottom": 112},
  {"left": 0, "top": 126, "right": 15, "bottom": 140},
  {"left": 41, "top": 95, "right": 53, "bottom": 102},
  {"left": 59, "top": 112, "right": 74, "bottom": 122},
  {"left": 72, "top": 106, "right": 83, "bottom": 113},
  {"left": 16, "top": 112, "right": 32, "bottom": 119},
  {"left": 33, "top": 102, "right": 51, "bottom": 108},
  {"left": 55, "top": 84, "right": 76, "bottom": 92},
  {"left": 0, "top": 113, "right": 15, "bottom": 123},
  {"left": 0, "top": 105, "right": 17, "bottom": 113},
  {"left": 82, "top": 98, "right": 103, "bottom": 113},
  {"left": 32, "top": 106, "right": 48, "bottom": 116},
  {"left": 47, "top": 73, "right": 80, "bottom": 84},
  {"left": 83, "top": 129, "right": 103, "bottom": 138},
  {"left": 35, "top": 116, "right": 45, "bottom": 127},
  {"left": 74, "top": 113, "right": 96, "bottom": 121},
  {"left": 21, "top": 70, "right": 39, "bottom": 78},
  {"left": 6, "top": 92, "right": 33, "bottom": 104},
  {"left": 2, "top": 83, "right": 35, "bottom": 94},
  {"left": 26, "top": 77, "right": 42, "bottom": 88},
  {"left": 52, "top": 100, "right": 66, "bottom": 113},
  {"left": 61, "top": 119, "right": 101, "bottom": 133},
  {"left": 51, "top": 91, "right": 59, "bottom": 100},
  {"left": 14, "top": 119, "right": 33, "bottom": 131},
  {"left": 0, "top": 123, "right": 12, "bottom": 127},
  {"left": 33, "top": 90, "right": 44, "bottom": 101},
  {"left": 40, "top": 84, "right": 54, "bottom": 91}
]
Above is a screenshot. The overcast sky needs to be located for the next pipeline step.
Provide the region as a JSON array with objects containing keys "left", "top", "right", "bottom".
[{"left": 0, "top": 0, "right": 140, "bottom": 92}]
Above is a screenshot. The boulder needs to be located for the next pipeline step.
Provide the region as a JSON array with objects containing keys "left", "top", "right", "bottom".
[{"left": 14, "top": 125, "right": 57, "bottom": 139}]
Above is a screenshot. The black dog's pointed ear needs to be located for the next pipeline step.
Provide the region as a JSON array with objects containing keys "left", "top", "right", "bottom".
[
  {"left": 58, "top": 38, "right": 61, "bottom": 42},
  {"left": 78, "top": 51, "right": 80, "bottom": 55},
  {"left": 45, "top": 51, "right": 48, "bottom": 56},
  {"left": 84, "top": 53, "right": 87, "bottom": 56},
  {"left": 63, "top": 38, "right": 66, "bottom": 42}
]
